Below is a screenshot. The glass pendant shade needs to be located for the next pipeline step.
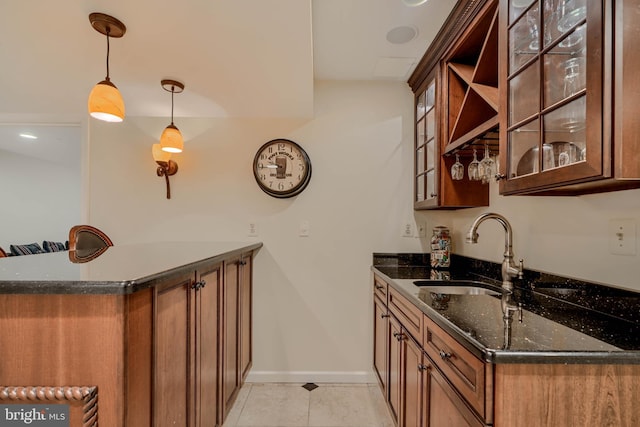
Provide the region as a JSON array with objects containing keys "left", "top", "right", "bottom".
[
  {"left": 160, "top": 124, "right": 184, "bottom": 153},
  {"left": 152, "top": 143, "right": 172, "bottom": 162},
  {"left": 88, "top": 79, "right": 125, "bottom": 122}
]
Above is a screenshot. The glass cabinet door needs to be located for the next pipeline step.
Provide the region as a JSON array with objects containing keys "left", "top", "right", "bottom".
[
  {"left": 501, "top": 0, "right": 602, "bottom": 193},
  {"left": 415, "top": 79, "right": 437, "bottom": 205}
]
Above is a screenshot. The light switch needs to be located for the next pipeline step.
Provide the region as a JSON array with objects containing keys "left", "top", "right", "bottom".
[
  {"left": 299, "top": 220, "right": 310, "bottom": 237},
  {"left": 248, "top": 222, "right": 259, "bottom": 237},
  {"left": 609, "top": 219, "right": 636, "bottom": 256}
]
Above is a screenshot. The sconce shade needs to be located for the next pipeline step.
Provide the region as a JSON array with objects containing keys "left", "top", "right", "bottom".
[
  {"left": 88, "top": 79, "right": 125, "bottom": 122},
  {"left": 160, "top": 124, "right": 184, "bottom": 153},
  {"left": 152, "top": 143, "right": 172, "bottom": 162}
]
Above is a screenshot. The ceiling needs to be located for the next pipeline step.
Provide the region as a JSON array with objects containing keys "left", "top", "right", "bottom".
[{"left": 0, "top": 0, "right": 456, "bottom": 156}]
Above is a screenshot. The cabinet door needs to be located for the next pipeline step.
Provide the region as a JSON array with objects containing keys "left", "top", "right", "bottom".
[
  {"left": 388, "top": 315, "right": 402, "bottom": 425},
  {"left": 239, "top": 254, "right": 252, "bottom": 381},
  {"left": 222, "top": 259, "right": 241, "bottom": 419},
  {"left": 427, "top": 366, "right": 484, "bottom": 427},
  {"left": 499, "top": 0, "right": 604, "bottom": 194},
  {"left": 196, "top": 265, "right": 221, "bottom": 427},
  {"left": 155, "top": 273, "right": 196, "bottom": 427},
  {"left": 414, "top": 76, "right": 439, "bottom": 208},
  {"left": 402, "top": 334, "right": 423, "bottom": 427},
  {"left": 373, "top": 295, "right": 389, "bottom": 395}
]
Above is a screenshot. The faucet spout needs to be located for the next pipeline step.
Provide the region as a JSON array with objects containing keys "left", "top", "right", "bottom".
[{"left": 466, "top": 213, "right": 524, "bottom": 291}]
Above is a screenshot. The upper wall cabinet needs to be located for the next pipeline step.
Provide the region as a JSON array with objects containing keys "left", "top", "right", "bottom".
[
  {"left": 410, "top": 0, "right": 498, "bottom": 210},
  {"left": 498, "top": 0, "right": 640, "bottom": 195}
]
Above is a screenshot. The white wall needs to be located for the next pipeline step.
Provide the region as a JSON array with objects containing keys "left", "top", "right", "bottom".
[
  {"left": 421, "top": 183, "right": 640, "bottom": 292},
  {"left": 0, "top": 150, "right": 81, "bottom": 249},
  {"left": 88, "top": 81, "right": 423, "bottom": 382},
  {"left": 86, "top": 79, "right": 640, "bottom": 383}
]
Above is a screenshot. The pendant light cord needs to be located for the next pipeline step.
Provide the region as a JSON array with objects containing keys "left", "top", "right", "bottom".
[
  {"left": 105, "top": 28, "right": 111, "bottom": 81},
  {"left": 170, "top": 86, "right": 175, "bottom": 126}
]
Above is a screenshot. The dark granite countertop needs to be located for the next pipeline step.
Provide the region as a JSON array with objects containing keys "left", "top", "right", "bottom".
[
  {"left": 373, "top": 253, "right": 640, "bottom": 364},
  {"left": 0, "top": 241, "right": 263, "bottom": 295}
]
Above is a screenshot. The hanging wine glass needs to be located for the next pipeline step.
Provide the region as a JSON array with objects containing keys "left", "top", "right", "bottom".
[
  {"left": 480, "top": 144, "right": 496, "bottom": 184},
  {"left": 468, "top": 149, "right": 480, "bottom": 181},
  {"left": 451, "top": 153, "right": 464, "bottom": 181}
]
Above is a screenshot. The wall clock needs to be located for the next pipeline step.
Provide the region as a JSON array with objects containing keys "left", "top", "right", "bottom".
[{"left": 253, "top": 139, "right": 312, "bottom": 198}]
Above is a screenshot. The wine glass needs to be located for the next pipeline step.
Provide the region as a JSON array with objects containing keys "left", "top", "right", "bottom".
[
  {"left": 468, "top": 149, "right": 480, "bottom": 181},
  {"left": 480, "top": 144, "right": 496, "bottom": 184},
  {"left": 451, "top": 153, "right": 464, "bottom": 180}
]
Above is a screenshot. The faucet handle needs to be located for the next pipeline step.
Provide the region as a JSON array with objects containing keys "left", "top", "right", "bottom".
[{"left": 517, "top": 259, "right": 524, "bottom": 278}]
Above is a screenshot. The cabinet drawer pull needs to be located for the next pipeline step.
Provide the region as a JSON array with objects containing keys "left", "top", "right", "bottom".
[
  {"left": 381, "top": 314, "right": 390, "bottom": 319},
  {"left": 439, "top": 350, "right": 452, "bottom": 360},
  {"left": 375, "top": 284, "right": 384, "bottom": 290}
]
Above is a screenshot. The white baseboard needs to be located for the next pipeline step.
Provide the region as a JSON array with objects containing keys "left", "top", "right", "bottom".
[{"left": 245, "top": 370, "right": 376, "bottom": 384}]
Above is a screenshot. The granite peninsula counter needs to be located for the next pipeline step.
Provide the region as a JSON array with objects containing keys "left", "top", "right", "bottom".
[
  {"left": 0, "top": 241, "right": 263, "bottom": 294},
  {"left": 0, "top": 241, "right": 262, "bottom": 427}
]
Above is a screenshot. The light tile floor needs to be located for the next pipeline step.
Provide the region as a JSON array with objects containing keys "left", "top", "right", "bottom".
[{"left": 223, "top": 383, "right": 395, "bottom": 427}]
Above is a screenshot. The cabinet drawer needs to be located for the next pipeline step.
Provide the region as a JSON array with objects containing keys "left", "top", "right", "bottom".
[
  {"left": 423, "top": 315, "right": 490, "bottom": 421},
  {"left": 388, "top": 286, "right": 422, "bottom": 342},
  {"left": 373, "top": 275, "right": 388, "bottom": 302}
]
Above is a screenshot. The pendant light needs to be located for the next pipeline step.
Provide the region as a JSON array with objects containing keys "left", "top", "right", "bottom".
[
  {"left": 160, "top": 80, "right": 185, "bottom": 153},
  {"left": 88, "top": 13, "right": 126, "bottom": 123}
]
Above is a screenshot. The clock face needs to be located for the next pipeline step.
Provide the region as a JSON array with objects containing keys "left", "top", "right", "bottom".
[{"left": 253, "top": 139, "right": 312, "bottom": 198}]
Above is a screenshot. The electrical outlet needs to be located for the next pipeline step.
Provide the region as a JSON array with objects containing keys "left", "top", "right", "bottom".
[
  {"left": 609, "top": 219, "right": 636, "bottom": 255},
  {"left": 402, "top": 222, "right": 414, "bottom": 238},
  {"left": 248, "top": 222, "right": 259, "bottom": 237},
  {"left": 416, "top": 222, "right": 426, "bottom": 238}
]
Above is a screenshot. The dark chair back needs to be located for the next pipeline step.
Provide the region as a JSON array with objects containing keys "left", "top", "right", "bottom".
[{"left": 68, "top": 225, "right": 113, "bottom": 251}]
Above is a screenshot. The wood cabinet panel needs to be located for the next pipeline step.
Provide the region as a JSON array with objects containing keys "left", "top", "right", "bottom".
[
  {"left": 155, "top": 274, "right": 195, "bottom": 427},
  {"left": 222, "top": 259, "right": 241, "bottom": 419},
  {"left": 196, "top": 266, "right": 221, "bottom": 426},
  {"left": 373, "top": 295, "right": 389, "bottom": 394},
  {"left": 494, "top": 364, "right": 640, "bottom": 427},
  {"left": 388, "top": 287, "right": 423, "bottom": 343},
  {"left": 240, "top": 255, "right": 252, "bottom": 381},
  {"left": 388, "top": 315, "right": 402, "bottom": 425},
  {"left": 423, "top": 316, "right": 488, "bottom": 421},
  {"left": 402, "top": 334, "right": 423, "bottom": 427},
  {"left": 0, "top": 294, "right": 126, "bottom": 427},
  {"left": 428, "top": 367, "right": 484, "bottom": 427},
  {"left": 374, "top": 275, "right": 388, "bottom": 302}
]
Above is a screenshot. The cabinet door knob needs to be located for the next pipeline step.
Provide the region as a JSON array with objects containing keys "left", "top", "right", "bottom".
[
  {"left": 375, "top": 284, "right": 384, "bottom": 290},
  {"left": 418, "top": 364, "right": 428, "bottom": 371},
  {"left": 430, "top": 192, "right": 438, "bottom": 198},
  {"left": 192, "top": 280, "right": 207, "bottom": 290},
  {"left": 495, "top": 173, "right": 506, "bottom": 181},
  {"left": 381, "top": 314, "right": 390, "bottom": 319}
]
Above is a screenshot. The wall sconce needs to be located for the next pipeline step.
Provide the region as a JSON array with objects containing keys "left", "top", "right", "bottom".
[
  {"left": 152, "top": 144, "right": 178, "bottom": 199},
  {"left": 160, "top": 79, "right": 185, "bottom": 153},
  {"left": 87, "top": 13, "right": 127, "bottom": 122}
]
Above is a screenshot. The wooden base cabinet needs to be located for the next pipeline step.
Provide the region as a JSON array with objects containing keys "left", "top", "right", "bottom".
[
  {"left": 154, "top": 264, "right": 223, "bottom": 427},
  {"left": 374, "top": 274, "right": 489, "bottom": 427},
  {"left": 221, "top": 253, "right": 253, "bottom": 422}
]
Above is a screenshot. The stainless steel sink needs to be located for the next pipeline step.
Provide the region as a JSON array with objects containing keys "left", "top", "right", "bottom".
[{"left": 414, "top": 280, "right": 501, "bottom": 296}]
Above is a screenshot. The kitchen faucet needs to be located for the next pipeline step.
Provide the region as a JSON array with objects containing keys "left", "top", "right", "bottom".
[{"left": 466, "top": 212, "right": 524, "bottom": 291}]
